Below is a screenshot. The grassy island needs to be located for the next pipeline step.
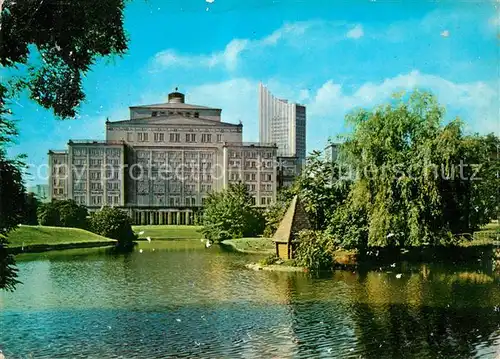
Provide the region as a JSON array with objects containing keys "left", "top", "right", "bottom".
[
  {"left": 6, "top": 225, "right": 116, "bottom": 254},
  {"left": 221, "top": 237, "right": 275, "bottom": 254}
]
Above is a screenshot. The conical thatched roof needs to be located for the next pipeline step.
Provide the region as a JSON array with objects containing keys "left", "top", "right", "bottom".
[{"left": 273, "top": 195, "right": 311, "bottom": 243}]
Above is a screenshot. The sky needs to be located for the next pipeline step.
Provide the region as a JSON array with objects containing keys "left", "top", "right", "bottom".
[{"left": 5, "top": 0, "right": 500, "bottom": 186}]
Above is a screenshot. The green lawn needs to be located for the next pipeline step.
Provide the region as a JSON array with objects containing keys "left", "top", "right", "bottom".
[
  {"left": 221, "top": 237, "right": 275, "bottom": 255},
  {"left": 5, "top": 225, "right": 116, "bottom": 248},
  {"left": 132, "top": 225, "right": 203, "bottom": 240}
]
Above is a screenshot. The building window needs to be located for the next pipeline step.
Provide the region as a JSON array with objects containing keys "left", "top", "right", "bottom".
[
  {"left": 138, "top": 133, "right": 149, "bottom": 142},
  {"left": 186, "top": 133, "right": 196, "bottom": 143},
  {"left": 251, "top": 173, "right": 256, "bottom": 181},
  {"left": 194, "top": 112, "right": 199, "bottom": 118},
  {"left": 217, "top": 134, "right": 222, "bottom": 142},
  {"left": 127, "top": 132, "right": 134, "bottom": 142},
  {"left": 261, "top": 197, "right": 266, "bottom": 205},
  {"left": 201, "top": 134, "right": 212, "bottom": 143},
  {"left": 170, "top": 133, "right": 180, "bottom": 142},
  {"left": 152, "top": 111, "right": 158, "bottom": 117},
  {"left": 250, "top": 197, "right": 256, "bottom": 206},
  {"left": 154, "top": 133, "right": 165, "bottom": 142}
]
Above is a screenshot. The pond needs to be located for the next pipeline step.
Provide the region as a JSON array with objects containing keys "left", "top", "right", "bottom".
[{"left": 1, "top": 241, "right": 499, "bottom": 358}]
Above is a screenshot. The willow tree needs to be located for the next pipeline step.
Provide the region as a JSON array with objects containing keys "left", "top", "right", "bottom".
[
  {"left": 337, "top": 91, "right": 497, "bottom": 247},
  {"left": 0, "top": 0, "right": 128, "bottom": 290}
]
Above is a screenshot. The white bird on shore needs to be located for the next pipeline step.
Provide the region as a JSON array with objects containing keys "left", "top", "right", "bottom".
[
  {"left": 390, "top": 263, "right": 396, "bottom": 268},
  {"left": 146, "top": 237, "right": 151, "bottom": 243},
  {"left": 205, "top": 240, "right": 212, "bottom": 248},
  {"left": 396, "top": 273, "right": 402, "bottom": 279},
  {"left": 139, "top": 249, "right": 143, "bottom": 253},
  {"left": 138, "top": 231, "right": 145, "bottom": 236}
]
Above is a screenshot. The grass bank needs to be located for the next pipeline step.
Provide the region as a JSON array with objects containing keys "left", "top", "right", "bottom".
[
  {"left": 132, "top": 225, "right": 203, "bottom": 240},
  {"left": 221, "top": 237, "right": 274, "bottom": 255},
  {"left": 5, "top": 225, "right": 116, "bottom": 254}
]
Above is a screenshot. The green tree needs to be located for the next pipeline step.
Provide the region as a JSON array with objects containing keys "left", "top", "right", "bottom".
[
  {"left": 37, "top": 202, "right": 61, "bottom": 227},
  {"left": 337, "top": 91, "right": 498, "bottom": 248},
  {"left": 57, "top": 200, "right": 88, "bottom": 229},
  {"left": 21, "top": 192, "right": 40, "bottom": 225},
  {"left": 89, "top": 207, "right": 136, "bottom": 248},
  {"left": 201, "top": 183, "right": 265, "bottom": 242},
  {"left": 0, "top": 0, "right": 128, "bottom": 290},
  {"left": 293, "top": 150, "right": 350, "bottom": 230},
  {"left": 37, "top": 200, "right": 88, "bottom": 229},
  {"left": 1, "top": 0, "right": 128, "bottom": 118},
  {"left": 0, "top": 149, "right": 24, "bottom": 291}
]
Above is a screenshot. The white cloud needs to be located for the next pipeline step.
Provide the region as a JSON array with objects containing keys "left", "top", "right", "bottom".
[
  {"left": 150, "top": 21, "right": 334, "bottom": 72},
  {"left": 346, "top": 24, "right": 364, "bottom": 39},
  {"left": 308, "top": 70, "right": 499, "bottom": 136},
  {"left": 152, "top": 39, "right": 249, "bottom": 71}
]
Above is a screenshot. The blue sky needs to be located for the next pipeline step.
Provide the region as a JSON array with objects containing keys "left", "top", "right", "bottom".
[{"left": 5, "top": 0, "right": 500, "bottom": 185}]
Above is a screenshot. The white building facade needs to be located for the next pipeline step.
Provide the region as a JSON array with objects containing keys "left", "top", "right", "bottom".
[
  {"left": 48, "top": 91, "right": 278, "bottom": 225},
  {"left": 258, "top": 83, "right": 306, "bottom": 163}
]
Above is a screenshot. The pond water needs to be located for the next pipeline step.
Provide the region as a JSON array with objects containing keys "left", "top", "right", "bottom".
[{"left": 1, "top": 241, "right": 499, "bottom": 358}]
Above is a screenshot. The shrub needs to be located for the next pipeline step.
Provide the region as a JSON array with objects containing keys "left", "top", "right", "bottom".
[
  {"left": 259, "top": 254, "right": 279, "bottom": 266},
  {"left": 89, "top": 207, "right": 136, "bottom": 248},
  {"left": 294, "top": 230, "right": 334, "bottom": 271}
]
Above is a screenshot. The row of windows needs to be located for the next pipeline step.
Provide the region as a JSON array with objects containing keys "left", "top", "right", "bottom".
[
  {"left": 137, "top": 151, "right": 214, "bottom": 160},
  {"left": 151, "top": 110, "right": 200, "bottom": 118},
  {"left": 229, "top": 151, "right": 274, "bottom": 159},
  {"left": 130, "top": 132, "right": 223, "bottom": 144},
  {"left": 86, "top": 195, "right": 120, "bottom": 205},
  {"left": 229, "top": 160, "right": 273, "bottom": 168},
  {"left": 72, "top": 148, "right": 121, "bottom": 157}
]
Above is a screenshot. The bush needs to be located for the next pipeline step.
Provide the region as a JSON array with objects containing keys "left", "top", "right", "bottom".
[
  {"left": 37, "top": 200, "right": 88, "bottom": 229},
  {"left": 258, "top": 254, "right": 279, "bottom": 266},
  {"left": 201, "top": 183, "right": 265, "bottom": 242},
  {"left": 328, "top": 201, "right": 368, "bottom": 250},
  {"left": 89, "top": 207, "right": 136, "bottom": 248},
  {"left": 294, "top": 230, "right": 335, "bottom": 271}
]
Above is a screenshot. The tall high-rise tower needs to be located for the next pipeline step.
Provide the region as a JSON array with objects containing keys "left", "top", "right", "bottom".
[{"left": 258, "top": 83, "right": 306, "bottom": 162}]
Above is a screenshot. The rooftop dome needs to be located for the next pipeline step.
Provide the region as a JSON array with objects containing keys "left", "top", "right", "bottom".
[{"left": 168, "top": 88, "right": 185, "bottom": 104}]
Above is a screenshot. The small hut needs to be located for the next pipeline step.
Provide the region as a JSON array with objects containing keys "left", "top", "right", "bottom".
[{"left": 273, "top": 195, "right": 311, "bottom": 260}]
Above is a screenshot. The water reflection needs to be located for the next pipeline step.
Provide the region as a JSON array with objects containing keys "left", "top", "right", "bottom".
[{"left": 0, "top": 243, "right": 499, "bottom": 358}]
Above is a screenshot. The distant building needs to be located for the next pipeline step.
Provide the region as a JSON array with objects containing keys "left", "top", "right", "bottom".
[
  {"left": 27, "top": 184, "right": 50, "bottom": 203},
  {"left": 48, "top": 90, "right": 278, "bottom": 225},
  {"left": 326, "top": 142, "right": 340, "bottom": 162},
  {"left": 259, "top": 83, "right": 306, "bottom": 187}
]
